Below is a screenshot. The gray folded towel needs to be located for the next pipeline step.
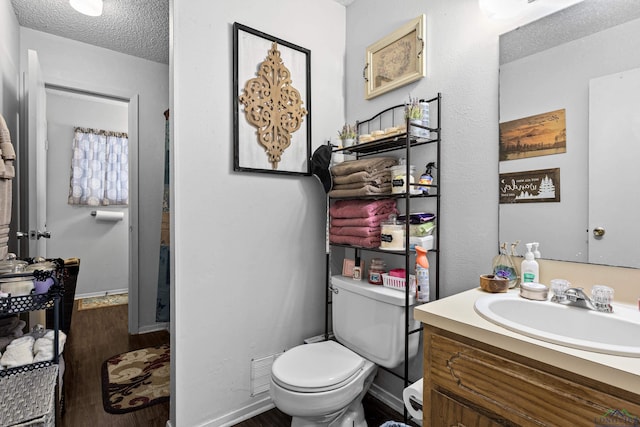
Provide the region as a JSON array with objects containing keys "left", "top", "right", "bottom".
[{"left": 330, "top": 157, "right": 397, "bottom": 177}]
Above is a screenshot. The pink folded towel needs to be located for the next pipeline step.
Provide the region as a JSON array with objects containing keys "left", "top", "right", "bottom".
[
  {"left": 330, "top": 199, "right": 397, "bottom": 219},
  {"left": 330, "top": 212, "right": 396, "bottom": 227},
  {"left": 329, "top": 234, "right": 380, "bottom": 248},
  {"left": 329, "top": 226, "right": 380, "bottom": 238}
]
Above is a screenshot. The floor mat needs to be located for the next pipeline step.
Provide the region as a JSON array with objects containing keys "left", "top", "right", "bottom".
[
  {"left": 78, "top": 293, "right": 128, "bottom": 310},
  {"left": 101, "top": 344, "right": 170, "bottom": 414}
]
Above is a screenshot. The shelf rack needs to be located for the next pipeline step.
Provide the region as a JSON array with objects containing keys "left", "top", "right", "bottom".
[
  {"left": 327, "top": 93, "right": 441, "bottom": 424},
  {"left": 0, "top": 271, "right": 63, "bottom": 426}
]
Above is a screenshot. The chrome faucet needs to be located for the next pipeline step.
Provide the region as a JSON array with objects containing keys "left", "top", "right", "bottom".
[{"left": 551, "top": 287, "right": 613, "bottom": 313}]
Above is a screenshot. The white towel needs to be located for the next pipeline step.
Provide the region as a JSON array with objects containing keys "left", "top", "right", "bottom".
[
  {"left": 1, "top": 336, "right": 34, "bottom": 368},
  {"left": 33, "top": 330, "right": 67, "bottom": 363}
]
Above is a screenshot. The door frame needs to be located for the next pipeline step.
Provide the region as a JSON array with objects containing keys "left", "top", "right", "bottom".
[{"left": 18, "top": 76, "right": 141, "bottom": 334}]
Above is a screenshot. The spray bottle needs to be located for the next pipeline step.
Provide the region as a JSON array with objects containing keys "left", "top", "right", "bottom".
[
  {"left": 415, "top": 246, "right": 430, "bottom": 302},
  {"left": 418, "top": 162, "right": 436, "bottom": 195}
]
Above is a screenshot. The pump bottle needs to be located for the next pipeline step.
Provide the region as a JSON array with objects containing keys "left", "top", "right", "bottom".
[{"left": 521, "top": 243, "right": 539, "bottom": 284}]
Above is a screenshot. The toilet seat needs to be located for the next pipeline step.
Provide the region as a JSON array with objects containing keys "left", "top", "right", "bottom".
[{"left": 271, "top": 341, "right": 365, "bottom": 393}]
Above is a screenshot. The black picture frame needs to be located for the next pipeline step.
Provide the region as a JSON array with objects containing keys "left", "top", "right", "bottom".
[{"left": 233, "top": 22, "right": 311, "bottom": 176}]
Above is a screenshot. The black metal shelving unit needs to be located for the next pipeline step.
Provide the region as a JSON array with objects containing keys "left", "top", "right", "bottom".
[
  {"left": 0, "top": 272, "right": 63, "bottom": 426},
  {"left": 326, "top": 93, "right": 441, "bottom": 424}
]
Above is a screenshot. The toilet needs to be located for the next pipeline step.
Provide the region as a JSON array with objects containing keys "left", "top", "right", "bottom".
[{"left": 270, "top": 275, "right": 419, "bottom": 427}]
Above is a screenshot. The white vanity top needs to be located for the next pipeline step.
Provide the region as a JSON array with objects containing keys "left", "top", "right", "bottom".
[{"left": 414, "top": 287, "right": 640, "bottom": 394}]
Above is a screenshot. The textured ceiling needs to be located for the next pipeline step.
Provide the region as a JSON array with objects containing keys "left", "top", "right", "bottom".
[
  {"left": 501, "top": 0, "right": 640, "bottom": 64},
  {"left": 11, "top": 0, "right": 169, "bottom": 64}
]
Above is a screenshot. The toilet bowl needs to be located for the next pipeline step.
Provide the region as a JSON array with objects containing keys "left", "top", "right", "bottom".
[
  {"left": 270, "top": 340, "right": 377, "bottom": 427},
  {"left": 270, "top": 275, "right": 418, "bottom": 426}
]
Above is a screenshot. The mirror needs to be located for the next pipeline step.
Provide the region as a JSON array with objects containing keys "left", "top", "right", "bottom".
[{"left": 498, "top": 0, "right": 640, "bottom": 267}]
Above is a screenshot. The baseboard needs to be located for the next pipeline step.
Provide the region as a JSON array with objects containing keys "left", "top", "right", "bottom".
[
  {"left": 199, "top": 395, "right": 274, "bottom": 427},
  {"left": 74, "top": 289, "right": 128, "bottom": 299},
  {"left": 166, "top": 421, "right": 173, "bottom": 427},
  {"left": 368, "top": 383, "right": 405, "bottom": 415},
  {"left": 137, "top": 322, "right": 170, "bottom": 334}
]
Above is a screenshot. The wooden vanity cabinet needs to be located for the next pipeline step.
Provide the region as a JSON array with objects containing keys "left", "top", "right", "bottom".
[{"left": 423, "top": 325, "right": 640, "bottom": 427}]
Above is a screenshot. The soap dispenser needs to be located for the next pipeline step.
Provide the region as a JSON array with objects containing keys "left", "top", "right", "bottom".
[
  {"left": 533, "top": 242, "right": 541, "bottom": 259},
  {"left": 521, "top": 243, "right": 539, "bottom": 284}
]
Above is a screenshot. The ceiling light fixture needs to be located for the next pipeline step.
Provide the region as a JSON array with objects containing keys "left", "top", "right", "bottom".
[{"left": 69, "top": 0, "right": 103, "bottom": 17}]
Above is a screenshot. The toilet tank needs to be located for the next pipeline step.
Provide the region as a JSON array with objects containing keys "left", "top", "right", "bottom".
[{"left": 331, "top": 275, "right": 419, "bottom": 369}]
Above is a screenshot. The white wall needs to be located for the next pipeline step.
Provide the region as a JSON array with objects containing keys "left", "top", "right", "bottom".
[
  {"left": 499, "top": 17, "right": 640, "bottom": 263},
  {"left": 0, "top": 1, "right": 20, "bottom": 252},
  {"left": 46, "top": 89, "right": 129, "bottom": 297},
  {"left": 171, "top": 0, "right": 346, "bottom": 425},
  {"left": 344, "top": 0, "right": 504, "bottom": 401},
  {"left": 19, "top": 28, "right": 169, "bottom": 332}
]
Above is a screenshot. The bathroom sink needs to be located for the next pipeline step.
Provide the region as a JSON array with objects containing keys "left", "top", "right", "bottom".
[{"left": 474, "top": 292, "right": 640, "bottom": 357}]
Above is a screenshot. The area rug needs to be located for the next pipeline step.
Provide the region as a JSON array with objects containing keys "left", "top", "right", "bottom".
[
  {"left": 101, "top": 343, "right": 170, "bottom": 414},
  {"left": 78, "top": 293, "right": 128, "bottom": 311}
]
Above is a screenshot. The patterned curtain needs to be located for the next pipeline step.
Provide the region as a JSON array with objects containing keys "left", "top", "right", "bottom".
[{"left": 68, "top": 128, "right": 129, "bottom": 206}]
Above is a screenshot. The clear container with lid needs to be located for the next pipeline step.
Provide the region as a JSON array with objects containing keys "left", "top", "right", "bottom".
[
  {"left": 390, "top": 164, "right": 417, "bottom": 194},
  {"left": 368, "top": 258, "right": 386, "bottom": 285},
  {"left": 380, "top": 215, "right": 405, "bottom": 250}
]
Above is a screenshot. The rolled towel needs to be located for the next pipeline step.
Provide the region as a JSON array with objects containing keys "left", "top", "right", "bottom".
[
  {"left": 1, "top": 335, "right": 34, "bottom": 368},
  {"left": 33, "top": 330, "right": 67, "bottom": 363},
  {"left": 0, "top": 315, "right": 19, "bottom": 336}
]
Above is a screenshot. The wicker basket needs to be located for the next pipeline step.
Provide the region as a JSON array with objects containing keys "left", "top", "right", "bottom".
[
  {"left": 381, "top": 273, "right": 416, "bottom": 292},
  {"left": 0, "top": 365, "right": 57, "bottom": 427}
]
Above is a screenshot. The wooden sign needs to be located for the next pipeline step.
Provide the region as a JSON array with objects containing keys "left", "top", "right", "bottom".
[
  {"left": 500, "top": 109, "right": 566, "bottom": 161},
  {"left": 499, "top": 168, "right": 560, "bottom": 204}
]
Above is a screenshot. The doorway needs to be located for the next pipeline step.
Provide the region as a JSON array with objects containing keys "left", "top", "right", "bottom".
[
  {"left": 45, "top": 87, "right": 130, "bottom": 298},
  {"left": 19, "top": 49, "right": 142, "bottom": 333}
]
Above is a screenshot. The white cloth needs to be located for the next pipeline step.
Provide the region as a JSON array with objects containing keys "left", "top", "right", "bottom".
[
  {"left": 33, "top": 330, "right": 67, "bottom": 363},
  {"left": 0, "top": 335, "right": 34, "bottom": 368}
]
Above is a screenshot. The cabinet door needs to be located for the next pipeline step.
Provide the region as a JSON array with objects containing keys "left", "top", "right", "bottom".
[{"left": 431, "top": 390, "right": 508, "bottom": 427}]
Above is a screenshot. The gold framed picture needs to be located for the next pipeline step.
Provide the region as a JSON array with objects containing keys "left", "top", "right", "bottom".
[{"left": 364, "top": 14, "right": 426, "bottom": 100}]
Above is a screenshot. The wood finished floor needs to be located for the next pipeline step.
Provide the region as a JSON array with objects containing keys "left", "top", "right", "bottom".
[
  {"left": 61, "top": 303, "right": 417, "bottom": 427},
  {"left": 62, "top": 302, "right": 170, "bottom": 427}
]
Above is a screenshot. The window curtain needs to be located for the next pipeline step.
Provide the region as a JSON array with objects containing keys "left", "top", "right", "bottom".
[{"left": 68, "top": 128, "right": 129, "bottom": 206}]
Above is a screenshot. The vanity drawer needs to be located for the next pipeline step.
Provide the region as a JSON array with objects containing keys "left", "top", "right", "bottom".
[
  {"left": 431, "top": 389, "right": 506, "bottom": 427},
  {"left": 425, "top": 328, "right": 640, "bottom": 427}
]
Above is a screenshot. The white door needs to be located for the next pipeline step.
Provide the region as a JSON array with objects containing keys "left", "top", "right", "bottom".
[
  {"left": 26, "top": 49, "right": 49, "bottom": 258},
  {"left": 588, "top": 67, "right": 640, "bottom": 267}
]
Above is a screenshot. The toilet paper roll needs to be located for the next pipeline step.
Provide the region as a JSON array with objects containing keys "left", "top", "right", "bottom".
[
  {"left": 93, "top": 210, "right": 124, "bottom": 222},
  {"left": 402, "top": 378, "right": 423, "bottom": 425}
]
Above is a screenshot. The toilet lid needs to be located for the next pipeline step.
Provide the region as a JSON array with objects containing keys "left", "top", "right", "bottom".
[{"left": 272, "top": 340, "right": 365, "bottom": 392}]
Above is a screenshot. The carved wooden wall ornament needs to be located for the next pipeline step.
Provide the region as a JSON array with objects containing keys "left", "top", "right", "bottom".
[
  {"left": 233, "top": 23, "right": 311, "bottom": 176},
  {"left": 239, "top": 42, "right": 308, "bottom": 170}
]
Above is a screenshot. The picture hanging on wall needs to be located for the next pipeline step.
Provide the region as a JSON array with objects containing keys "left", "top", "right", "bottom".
[
  {"left": 499, "top": 168, "right": 561, "bottom": 204},
  {"left": 499, "top": 109, "right": 566, "bottom": 161},
  {"left": 233, "top": 22, "right": 311, "bottom": 175},
  {"left": 364, "top": 14, "right": 426, "bottom": 100}
]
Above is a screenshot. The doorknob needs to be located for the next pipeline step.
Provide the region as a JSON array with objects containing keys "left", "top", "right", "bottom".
[
  {"left": 593, "top": 227, "right": 606, "bottom": 237},
  {"left": 37, "top": 230, "right": 51, "bottom": 239},
  {"left": 16, "top": 231, "right": 28, "bottom": 239},
  {"left": 28, "top": 230, "right": 51, "bottom": 240}
]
